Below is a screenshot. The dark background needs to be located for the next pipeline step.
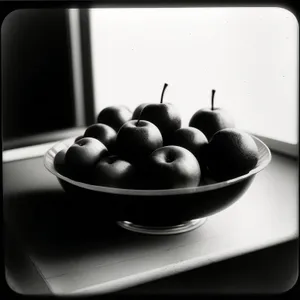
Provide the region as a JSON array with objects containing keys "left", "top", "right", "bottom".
[{"left": 2, "top": 8, "right": 76, "bottom": 143}]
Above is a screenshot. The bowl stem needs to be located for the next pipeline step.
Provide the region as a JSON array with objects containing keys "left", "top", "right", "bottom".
[{"left": 116, "top": 218, "right": 207, "bottom": 235}]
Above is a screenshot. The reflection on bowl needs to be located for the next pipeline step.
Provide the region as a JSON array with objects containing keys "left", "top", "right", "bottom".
[{"left": 44, "top": 136, "right": 271, "bottom": 235}]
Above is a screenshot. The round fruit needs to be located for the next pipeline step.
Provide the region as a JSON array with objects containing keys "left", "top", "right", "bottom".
[
  {"left": 147, "top": 145, "right": 201, "bottom": 189},
  {"left": 64, "top": 137, "right": 108, "bottom": 182},
  {"left": 84, "top": 123, "right": 117, "bottom": 153},
  {"left": 54, "top": 148, "right": 69, "bottom": 176},
  {"left": 92, "top": 155, "right": 137, "bottom": 189},
  {"left": 97, "top": 105, "right": 132, "bottom": 132},
  {"left": 132, "top": 103, "right": 151, "bottom": 120},
  {"left": 189, "top": 90, "right": 235, "bottom": 141},
  {"left": 170, "top": 127, "right": 208, "bottom": 165},
  {"left": 116, "top": 119, "right": 163, "bottom": 165},
  {"left": 206, "top": 128, "right": 259, "bottom": 181},
  {"left": 138, "top": 84, "right": 181, "bottom": 144}
]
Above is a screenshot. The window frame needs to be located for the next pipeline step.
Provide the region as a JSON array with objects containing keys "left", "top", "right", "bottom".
[{"left": 67, "top": 8, "right": 95, "bottom": 127}]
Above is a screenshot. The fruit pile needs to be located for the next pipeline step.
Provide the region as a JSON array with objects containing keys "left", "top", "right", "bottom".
[{"left": 54, "top": 84, "right": 259, "bottom": 189}]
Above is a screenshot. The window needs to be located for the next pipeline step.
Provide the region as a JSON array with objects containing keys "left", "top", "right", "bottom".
[{"left": 89, "top": 7, "right": 298, "bottom": 147}]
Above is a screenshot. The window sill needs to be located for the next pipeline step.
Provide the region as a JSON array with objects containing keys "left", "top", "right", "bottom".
[{"left": 249, "top": 132, "right": 298, "bottom": 159}]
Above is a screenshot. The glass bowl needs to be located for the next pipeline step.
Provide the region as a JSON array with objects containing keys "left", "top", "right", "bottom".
[{"left": 44, "top": 135, "right": 271, "bottom": 235}]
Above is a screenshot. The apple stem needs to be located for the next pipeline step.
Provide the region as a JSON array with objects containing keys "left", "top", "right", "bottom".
[
  {"left": 137, "top": 112, "right": 142, "bottom": 126},
  {"left": 160, "top": 83, "right": 168, "bottom": 104},
  {"left": 211, "top": 89, "right": 216, "bottom": 110},
  {"left": 136, "top": 106, "right": 146, "bottom": 126}
]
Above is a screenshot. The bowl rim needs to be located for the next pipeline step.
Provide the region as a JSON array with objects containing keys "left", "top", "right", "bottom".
[{"left": 44, "top": 135, "right": 272, "bottom": 196}]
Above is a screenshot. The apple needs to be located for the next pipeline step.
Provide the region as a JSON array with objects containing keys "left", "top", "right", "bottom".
[
  {"left": 54, "top": 148, "right": 69, "bottom": 176},
  {"left": 189, "top": 89, "right": 235, "bottom": 141},
  {"left": 169, "top": 127, "right": 208, "bottom": 170},
  {"left": 97, "top": 105, "right": 132, "bottom": 132},
  {"left": 84, "top": 123, "right": 117, "bottom": 153},
  {"left": 138, "top": 83, "right": 181, "bottom": 144},
  {"left": 206, "top": 128, "right": 259, "bottom": 181},
  {"left": 92, "top": 155, "right": 138, "bottom": 189},
  {"left": 65, "top": 137, "right": 109, "bottom": 182},
  {"left": 116, "top": 119, "right": 163, "bottom": 165},
  {"left": 146, "top": 145, "right": 201, "bottom": 189},
  {"left": 132, "top": 103, "right": 151, "bottom": 120}
]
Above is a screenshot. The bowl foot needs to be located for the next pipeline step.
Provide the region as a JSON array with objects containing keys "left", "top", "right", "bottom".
[{"left": 116, "top": 218, "right": 207, "bottom": 235}]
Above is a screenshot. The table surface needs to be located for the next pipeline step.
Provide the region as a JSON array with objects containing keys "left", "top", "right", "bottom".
[{"left": 3, "top": 145, "right": 298, "bottom": 295}]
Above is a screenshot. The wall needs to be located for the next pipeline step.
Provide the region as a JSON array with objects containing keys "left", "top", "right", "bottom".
[{"left": 2, "top": 9, "right": 76, "bottom": 141}]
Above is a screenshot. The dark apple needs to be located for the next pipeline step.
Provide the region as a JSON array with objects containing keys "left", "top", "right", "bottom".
[
  {"left": 189, "top": 89, "right": 235, "bottom": 141},
  {"left": 65, "top": 137, "right": 109, "bottom": 182},
  {"left": 132, "top": 103, "right": 151, "bottom": 120},
  {"left": 54, "top": 148, "right": 69, "bottom": 176},
  {"left": 92, "top": 155, "right": 138, "bottom": 189},
  {"left": 170, "top": 127, "right": 208, "bottom": 170},
  {"left": 116, "top": 119, "right": 163, "bottom": 165},
  {"left": 97, "top": 105, "right": 132, "bottom": 132},
  {"left": 147, "top": 145, "right": 201, "bottom": 189},
  {"left": 84, "top": 123, "right": 117, "bottom": 153},
  {"left": 206, "top": 128, "right": 259, "bottom": 181},
  {"left": 138, "top": 83, "right": 181, "bottom": 144}
]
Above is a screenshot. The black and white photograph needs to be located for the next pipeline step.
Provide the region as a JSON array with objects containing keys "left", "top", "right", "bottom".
[{"left": 2, "top": 4, "right": 299, "bottom": 296}]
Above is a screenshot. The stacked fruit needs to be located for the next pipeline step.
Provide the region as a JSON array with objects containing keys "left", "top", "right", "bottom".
[{"left": 54, "top": 84, "right": 259, "bottom": 189}]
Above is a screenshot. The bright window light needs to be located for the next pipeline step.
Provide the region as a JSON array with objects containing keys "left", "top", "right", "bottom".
[{"left": 89, "top": 7, "right": 298, "bottom": 144}]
